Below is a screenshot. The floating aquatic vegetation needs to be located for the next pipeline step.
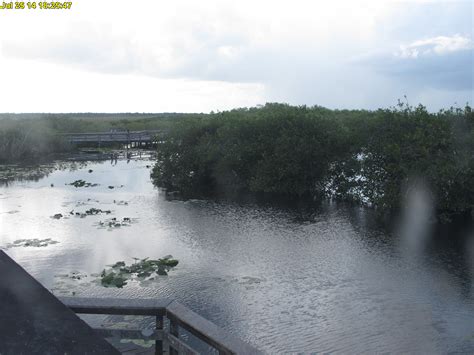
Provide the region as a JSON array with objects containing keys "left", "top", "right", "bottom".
[
  {"left": 85, "top": 207, "right": 111, "bottom": 215},
  {"left": 51, "top": 256, "right": 178, "bottom": 293},
  {"left": 108, "top": 185, "right": 124, "bottom": 189},
  {"left": 120, "top": 339, "right": 154, "bottom": 349},
  {"left": 63, "top": 198, "right": 102, "bottom": 208},
  {"left": 113, "top": 200, "right": 129, "bottom": 205},
  {"left": 52, "top": 271, "right": 92, "bottom": 296},
  {"left": 1, "top": 210, "right": 20, "bottom": 215},
  {"left": 100, "top": 316, "right": 155, "bottom": 349},
  {"left": 68, "top": 208, "right": 112, "bottom": 218},
  {"left": 56, "top": 271, "right": 88, "bottom": 281},
  {"left": 67, "top": 179, "right": 99, "bottom": 188},
  {"left": 100, "top": 256, "right": 179, "bottom": 288},
  {"left": 4, "top": 238, "right": 59, "bottom": 248},
  {"left": 96, "top": 217, "right": 137, "bottom": 229}
]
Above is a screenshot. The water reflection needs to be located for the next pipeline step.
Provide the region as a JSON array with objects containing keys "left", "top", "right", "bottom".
[{"left": 0, "top": 157, "right": 472, "bottom": 353}]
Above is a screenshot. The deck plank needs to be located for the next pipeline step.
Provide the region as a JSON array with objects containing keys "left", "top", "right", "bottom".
[{"left": 0, "top": 251, "right": 120, "bottom": 354}]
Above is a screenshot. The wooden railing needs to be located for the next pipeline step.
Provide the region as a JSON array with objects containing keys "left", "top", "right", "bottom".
[
  {"left": 61, "top": 130, "right": 164, "bottom": 144},
  {"left": 59, "top": 297, "right": 261, "bottom": 355}
]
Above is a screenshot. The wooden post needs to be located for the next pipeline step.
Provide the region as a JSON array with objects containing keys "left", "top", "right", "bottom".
[
  {"left": 155, "top": 315, "right": 164, "bottom": 355},
  {"left": 169, "top": 318, "right": 179, "bottom": 355}
]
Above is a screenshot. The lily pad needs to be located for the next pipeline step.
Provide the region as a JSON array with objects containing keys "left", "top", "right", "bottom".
[
  {"left": 96, "top": 217, "right": 137, "bottom": 230},
  {"left": 69, "top": 208, "right": 112, "bottom": 217},
  {"left": 113, "top": 200, "right": 129, "bottom": 206},
  {"left": 4, "top": 238, "right": 59, "bottom": 248},
  {"left": 67, "top": 180, "right": 99, "bottom": 188},
  {"left": 100, "top": 256, "right": 179, "bottom": 288}
]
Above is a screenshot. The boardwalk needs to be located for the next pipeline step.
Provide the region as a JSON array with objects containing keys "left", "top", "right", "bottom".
[
  {"left": 63, "top": 130, "right": 164, "bottom": 146},
  {"left": 0, "top": 251, "right": 119, "bottom": 354},
  {"left": 0, "top": 251, "right": 261, "bottom": 354}
]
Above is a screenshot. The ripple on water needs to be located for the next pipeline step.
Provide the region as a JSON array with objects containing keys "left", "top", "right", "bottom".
[{"left": 0, "top": 158, "right": 473, "bottom": 353}]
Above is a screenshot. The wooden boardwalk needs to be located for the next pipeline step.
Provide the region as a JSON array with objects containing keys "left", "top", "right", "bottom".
[
  {"left": 0, "top": 251, "right": 119, "bottom": 354},
  {"left": 0, "top": 251, "right": 261, "bottom": 354},
  {"left": 63, "top": 130, "right": 164, "bottom": 146}
]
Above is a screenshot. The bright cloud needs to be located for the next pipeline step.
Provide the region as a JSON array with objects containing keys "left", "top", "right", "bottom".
[
  {"left": 0, "top": 0, "right": 472, "bottom": 112},
  {"left": 396, "top": 35, "right": 473, "bottom": 58}
]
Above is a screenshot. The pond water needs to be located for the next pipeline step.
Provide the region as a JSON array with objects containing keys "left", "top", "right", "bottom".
[{"left": 1, "top": 155, "right": 473, "bottom": 353}]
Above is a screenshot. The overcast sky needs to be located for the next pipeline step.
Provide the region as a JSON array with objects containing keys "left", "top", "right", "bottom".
[{"left": 0, "top": 0, "right": 472, "bottom": 112}]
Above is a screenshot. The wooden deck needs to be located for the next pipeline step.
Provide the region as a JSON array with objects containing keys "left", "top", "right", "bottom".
[
  {"left": 0, "top": 251, "right": 119, "bottom": 354},
  {"left": 0, "top": 250, "right": 261, "bottom": 354}
]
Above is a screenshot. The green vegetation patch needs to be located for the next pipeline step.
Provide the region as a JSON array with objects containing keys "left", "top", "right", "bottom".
[
  {"left": 151, "top": 102, "right": 474, "bottom": 222},
  {"left": 4, "top": 238, "right": 59, "bottom": 248},
  {"left": 96, "top": 217, "right": 137, "bottom": 229},
  {"left": 113, "top": 200, "right": 129, "bottom": 205},
  {"left": 67, "top": 179, "right": 99, "bottom": 188},
  {"left": 68, "top": 208, "right": 112, "bottom": 218},
  {"left": 100, "top": 256, "right": 179, "bottom": 288},
  {"left": 108, "top": 185, "right": 124, "bottom": 189}
]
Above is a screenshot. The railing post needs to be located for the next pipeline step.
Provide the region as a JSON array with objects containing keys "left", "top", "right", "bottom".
[
  {"left": 169, "top": 318, "right": 179, "bottom": 355},
  {"left": 155, "top": 315, "right": 164, "bottom": 355}
]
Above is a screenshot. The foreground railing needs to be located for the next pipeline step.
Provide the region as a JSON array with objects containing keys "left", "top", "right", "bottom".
[{"left": 59, "top": 297, "right": 261, "bottom": 355}]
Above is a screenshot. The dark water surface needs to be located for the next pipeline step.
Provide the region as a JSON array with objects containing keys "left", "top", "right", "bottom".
[{"left": 0, "top": 157, "right": 473, "bottom": 353}]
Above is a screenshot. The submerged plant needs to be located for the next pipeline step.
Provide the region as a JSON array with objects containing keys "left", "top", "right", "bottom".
[{"left": 100, "top": 256, "right": 179, "bottom": 288}]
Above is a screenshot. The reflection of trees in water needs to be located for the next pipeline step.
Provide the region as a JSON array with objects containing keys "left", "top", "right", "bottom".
[
  {"left": 424, "top": 223, "right": 474, "bottom": 300},
  {"left": 344, "top": 200, "right": 473, "bottom": 300},
  {"left": 0, "top": 161, "right": 90, "bottom": 186},
  {"left": 0, "top": 151, "right": 155, "bottom": 186}
]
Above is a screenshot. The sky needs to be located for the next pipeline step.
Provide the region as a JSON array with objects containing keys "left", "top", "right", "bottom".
[{"left": 0, "top": 0, "right": 472, "bottom": 113}]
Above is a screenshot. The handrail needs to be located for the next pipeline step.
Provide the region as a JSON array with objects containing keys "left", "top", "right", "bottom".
[
  {"left": 60, "top": 130, "right": 164, "bottom": 136},
  {"left": 59, "top": 297, "right": 171, "bottom": 315},
  {"left": 59, "top": 297, "right": 261, "bottom": 355}
]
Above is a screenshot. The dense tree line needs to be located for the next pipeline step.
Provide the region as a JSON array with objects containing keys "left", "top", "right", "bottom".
[
  {"left": 0, "top": 113, "right": 194, "bottom": 162},
  {"left": 1, "top": 105, "right": 472, "bottom": 221},
  {"left": 151, "top": 103, "right": 474, "bottom": 222}
]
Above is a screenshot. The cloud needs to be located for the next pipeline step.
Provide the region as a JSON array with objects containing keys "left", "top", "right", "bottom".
[
  {"left": 0, "top": 55, "right": 266, "bottom": 113},
  {"left": 359, "top": 34, "right": 473, "bottom": 92},
  {"left": 2, "top": 24, "right": 137, "bottom": 74},
  {"left": 0, "top": 0, "right": 472, "bottom": 112},
  {"left": 395, "top": 35, "right": 473, "bottom": 58},
  {"left": 0, "top": 0, "right": 390, "bottom": 81}
]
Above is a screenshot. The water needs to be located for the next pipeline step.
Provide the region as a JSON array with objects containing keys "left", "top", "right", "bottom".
[{"left": 1, "top": 156, "right": 473, "bottom": 353}]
